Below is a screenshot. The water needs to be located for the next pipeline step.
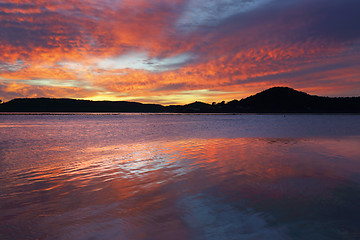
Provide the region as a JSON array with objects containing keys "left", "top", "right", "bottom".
[{"left": 0, "top": 114, "right": 359, "bottom": 240}]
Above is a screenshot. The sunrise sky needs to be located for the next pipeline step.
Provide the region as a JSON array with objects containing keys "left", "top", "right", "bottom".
[{"left": 1, "top": 0, "right": 360, "bottom": 104}]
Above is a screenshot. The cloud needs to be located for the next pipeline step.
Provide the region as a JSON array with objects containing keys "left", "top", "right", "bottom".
[
  {"left": 95, "top": 52, "right": 195, "bottom": 72},
  {"left": 176, "top": 0, "right": 271, "bottom": 31},
  {"left": 0, "top": 0, "right": 360, "bottom": 103},
  {"left": 0, "top": 81, "right": 98, "bottom": 101}
]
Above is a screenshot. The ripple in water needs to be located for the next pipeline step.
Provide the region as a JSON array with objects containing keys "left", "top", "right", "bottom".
[{"left": 1, "top": 114, "right": 360, "bottom": 240}]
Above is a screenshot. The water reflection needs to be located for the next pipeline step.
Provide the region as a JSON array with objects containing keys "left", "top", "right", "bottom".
[{"left": 1, "top": 134, "right": 360, "bottom": 240}]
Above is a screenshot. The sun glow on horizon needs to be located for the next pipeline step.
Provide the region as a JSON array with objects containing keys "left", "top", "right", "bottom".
[{"left": 1, "top": 0, "right": 360, "bottom": 103}]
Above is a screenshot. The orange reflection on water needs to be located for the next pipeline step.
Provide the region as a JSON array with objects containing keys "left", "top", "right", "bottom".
[
  {"left": 12, "top": 136, "right": 358, "bottom": 197},
  {"left": 2, "top": 136, "right": 360, "bottom": 239}
]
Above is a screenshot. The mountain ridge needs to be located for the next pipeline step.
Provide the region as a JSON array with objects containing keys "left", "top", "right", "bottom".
[{"left": 1, "top": 87, "right": 360, "bottom": 113}]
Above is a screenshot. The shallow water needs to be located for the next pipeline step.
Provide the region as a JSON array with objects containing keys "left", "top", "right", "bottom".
[{"left": 0, "top": 114, "right": 360, "bottom": 240}]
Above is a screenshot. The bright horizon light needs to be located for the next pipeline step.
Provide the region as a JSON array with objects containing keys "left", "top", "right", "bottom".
[{"left": 1, "top": 0, "right": 360, "bottom": 104}]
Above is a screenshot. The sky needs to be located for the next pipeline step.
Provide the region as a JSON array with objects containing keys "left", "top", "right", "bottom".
[{"left": 1, "top": 0, "right": 360, "bottom": 105}]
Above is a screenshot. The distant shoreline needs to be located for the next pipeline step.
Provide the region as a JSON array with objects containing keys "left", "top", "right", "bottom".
[
  {"left": 1, "top": 87, "right": 359, "bottom": 113},
  {"left": 1, "top": 112, "right": 360, "bottom": 116}
]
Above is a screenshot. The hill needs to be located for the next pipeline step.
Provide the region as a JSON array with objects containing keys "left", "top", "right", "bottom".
[
  {"left": 1, "top": 87, "right": 359, "bottom": 113},
  {"left": 0, "top": 98, "right": 165, "bottom": 112},
  {"left": 230, "top": 87, "right": 360, "bottom": 113}
]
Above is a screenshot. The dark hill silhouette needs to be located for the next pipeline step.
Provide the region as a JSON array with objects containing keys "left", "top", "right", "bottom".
[
  {"left": 177, "top": 101, "right": 213, "bottom": 113},
  {"left": 232, "top": 87, "right": 360, "bottom": 113},
  {"left": 233, "top": 87, "right": 315, "bottom": 113},
  {"left": 1, "top": 87, "right": 359, "bottom": 113},
  {"left": 0, "top": 98, "right": 165, "bottom": 112}
]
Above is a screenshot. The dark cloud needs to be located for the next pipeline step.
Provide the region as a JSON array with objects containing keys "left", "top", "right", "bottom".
[
  {"left": 2, "top": 0, "right": 360, "bottom": 56},
  {"left": 152, "top": 82, "right": 189, "bottom": 92},
  {"left": 0, "top": 2, "right": 34, "bottom": 9},
  {"left": 0, "top": 10, "right": 83, "bottom": 52},
  {"left": 187, "top": 0, "right": 360, "bottom": 56},
  {"left": 303, "top": 0, "right": 360, "bottom": 42},
  {"left": 0, "top": 0, "right": 360, "bottom": 102}
]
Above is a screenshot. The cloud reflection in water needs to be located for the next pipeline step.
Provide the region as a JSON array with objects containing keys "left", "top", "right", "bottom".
[{"left": 1, "top": 134, "right": 360, "bottom": 239}]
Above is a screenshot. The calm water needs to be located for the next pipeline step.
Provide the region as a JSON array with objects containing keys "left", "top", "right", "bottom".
[{"left": 0, "top": 114, "right": 360, "bottom": 240}]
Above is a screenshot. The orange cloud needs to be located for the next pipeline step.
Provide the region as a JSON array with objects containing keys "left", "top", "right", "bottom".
[
  {"left": 0, "top": 82, "right": 98, "bottom": 100},
  {"left": 1, "top": 0, "right": 360, "bottom": 103}
]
